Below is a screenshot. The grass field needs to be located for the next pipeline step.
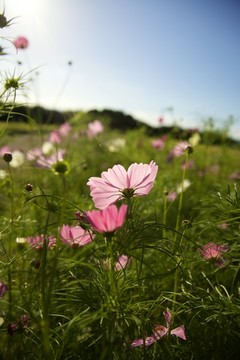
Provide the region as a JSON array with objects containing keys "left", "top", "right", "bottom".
[{"left": 0, "top": 115, "right": 240, "bottom": 359}]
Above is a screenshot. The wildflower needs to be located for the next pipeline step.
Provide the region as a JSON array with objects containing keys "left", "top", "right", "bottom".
[
  {"left": 167, "top": 141, "right": 190, "bottom": 162},
  {"left": 60, "top": 225, "right": 93, "bottom": 247},
  {"left": 59, "top": 122, "right": 72, "bottom": 136},
  {"left": 151, "top": 136, "right": 166, "bottom": 150},
  {"left": 9, "top": 150, "right": 25, "bottom": 168},
  {"left": 115, "top": 255, "right": 131, "bottom": 271},
  {"left": 0, "top": 170, "right": 7, "bottom": 179},
  {"left": 87, "top": 161, "right": 158, "bottom": 209},
  {"left": 7, "top": 322, "right": 18, "bottom": 336},
  {"left": 86, "top": 204, "right": 128, "bottom": 233},
  {"left": 0, "top": 282, "right": 8, "bottom": 298},
  {"left": 199, "top": 242, "right": 229, "bottom": 266},
  {"left": 0, "top": 145, "right": 11, "bottom": 155},
  {"left": 87, "top": 120, "right": 104, "bottom": 138},
  {"left": 131, "top": 309, "right": 186, "bottom": 348},
  {"left": 26, "top": 234, "right": 56, "bottom": 250},
  {"left": 189, "top": 132, "right": 201, "bottom": 147},
  {"left": 49, "top": 130, "right": 61, "bottom": 144},
  {"left": 107, "top": 138, "right": 126, "bottom": 152},
  {"left": 13, "top": 36, "right": 29, "bottom": 49},
  {"left": 176, "top": 179, "right": 191, "bottom": 194},
  {"left": 166, "top": 191, "right": 177, "bottom": 202},
  {"left": 42, "top": 141, "right": 55, "bottom": 155},
  {"left": 3, "top": 152, "right": 12, "bottom": 163},
  {"left": 181, "top": 160, "right": 195, "bottom": 170},
  {"left": 158, "top": 116, "right": 164, "bottom": 125}
]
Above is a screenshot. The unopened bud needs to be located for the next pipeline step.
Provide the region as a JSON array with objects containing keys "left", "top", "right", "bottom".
[{"left": 3, "top": 152, "right": 12, "bottom": 163}]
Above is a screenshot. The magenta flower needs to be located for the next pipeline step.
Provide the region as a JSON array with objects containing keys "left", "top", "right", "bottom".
[
  {"left": 86, "top": 204, "right": 128, "bottom": 233},
  {"left": 167, "top": 141, "right": 190, "bottom": 162},
  {"left": 199, "top": 242, "right": 229, "bottom": 266},
  {"left": 87, "top": 120, "right": 104, "bottom": 138},
  {"left": 131, "top": 309, "right": 186, "bottom": 348},
  {"left": 0, "top": 282, "right": 8, "bottom": 298},
  {"left": 87, "top": 161, "right": 158, "bottom": 209},
  {"left": 26, "top": 234, "right": 56, "bottom": 250},
  {"left": 60, "top": 225, "right": 93, "bottom": 247},
  {"left": 115, "top": 254, "right": 131, "bottom": 271},
  {"left": 13, "top": 36, "right": 29, "bottom": 49}
]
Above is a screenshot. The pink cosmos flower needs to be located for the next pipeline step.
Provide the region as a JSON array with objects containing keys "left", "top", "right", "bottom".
[
  {"left": 59, "top": 122, "right": 72, "bottom": 136},
  {"left": 167, "top": 141, "right": 190, "bottom": 162},
  {"left": 115, "top": 254, "right": 131, "bottom": 271},
  {"left": 87, "top": 120, "right": 104, "bottom": 138},
  {"left": 151, "top": 136, "right": 166, "bottom": 150},
  {"left": 0, "top": 282, "right": 8, "bottom": 298},
  {"left": 87, "top": 161, "right": 158, "bottom": 209},
  {"left": 166, "top": 191, "right": 177, "bottom": 202},
  {"left": 13, "top": 36, "right": 29, "bottom": 49},
  {"left": 199, "top": 242, "right": 229, "bottom": 266},
  {"left": 131, "top": 309, "right": 186, "bottom": 348},
  {"left": 26, "top": 234, "right": 56, "bottom": 250},
  {"left": 60, "top": 225, "right": 93, "bottom": 247},
  {"left": 86, "top": 204, "right": 128, "bottom": 233},
  {"left": 49, "top": 130, "right": 61, "bottom": 144},
  {"left": 0, "top": 145, "right": 11, "bottom": 156}
]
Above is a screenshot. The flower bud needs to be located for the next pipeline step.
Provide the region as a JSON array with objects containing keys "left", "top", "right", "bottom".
[{"left": 3, "top": 152, "right": 12, "bottom": 163}]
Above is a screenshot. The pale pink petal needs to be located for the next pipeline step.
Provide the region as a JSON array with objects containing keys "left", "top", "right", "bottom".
[
  {"left": 131, "top": 336, "right": 156, "bottom": 348},
  {"left": 164, "top": 309, "right": 172, "bottom": 327},
  {"left": 170, "top": 325, "right": 186, "bottom": 340},
  {"left": 153, "top": 325, "right": 168, "bottom": 339},
  {"left": 101, "top": 165, "right": 128, "bottom": 189}
]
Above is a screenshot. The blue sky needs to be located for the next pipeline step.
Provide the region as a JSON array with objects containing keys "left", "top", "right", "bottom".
[{"left": 2, "top": 0, "right": 240, "bottom": 139}]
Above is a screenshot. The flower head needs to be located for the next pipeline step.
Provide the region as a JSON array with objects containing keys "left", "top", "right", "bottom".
[
  {"left": 87, "top": 120, "right": 104, "bottom": 138},
  {"left": 115, "top": 254, "right": 131, "bottom": 271},
  {"left": 87, "top": 161, "right": 158, "bottom": 209},
  {"left": 26, "top": 234, "right": 56, "bottom": 250},
  {"left": 13, "top": 36, "right": 29, "bottom": 49},
  {"left": 86, "top": 204, "right": 128, "bottom": 233},
  {"left": 151, "top": 136, "right": 166, "bottom": 150},
  {"left": 60, "top": 225, "right": 93, "bottom": 247},
  {"left": 131, "top": 309, "right": 186, "bottom": 348},
  {"left": 199, "top": 242, "right": 229, "bottom": 266}
]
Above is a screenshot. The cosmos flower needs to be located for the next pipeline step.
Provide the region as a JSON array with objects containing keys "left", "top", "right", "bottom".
[
  {"left": 115, "top": 254, "right": 131, "bottom": 271},
  {"left": 13, "top": 36, "right": 29, "bottom": 49},
  {"left": 87, "top": 120, "right": 104, "bottom": 138},
  {"left": 59, "top": 122, "right": 72, "bottom": 136},
  {"left": 9, "top": 150, "right": 25, "bottom": 168},
  {"left": 87, "top": 161, "right": 158, "bottom": 209},
  {"left": 60, "top": 225, "right": 93, "bottom": 247},
  {"left": 199, "top": 242, "right": 229, "bottom": 266},
  {"left": 26, "top": 234, "right": 56, "bottom": 250},
  {"left": 85, "top": 204, "right": 128, "bottom": 233},
  {"left": 131, "top": 309, "right": 186, "bottom": 348},
  {"left": 151, "top": 136, "right": 167, "bottom": 150},
  {"left": 167, "top": 141, "right": 190, "bottom": 162}
]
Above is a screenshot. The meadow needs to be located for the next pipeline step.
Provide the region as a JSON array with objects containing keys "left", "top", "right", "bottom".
[
  {"left": 0, "top": 113, "right": 240, "bottom": 360},
  {"left": 1, "top": 14, "right": 240, "bottom": 360}
]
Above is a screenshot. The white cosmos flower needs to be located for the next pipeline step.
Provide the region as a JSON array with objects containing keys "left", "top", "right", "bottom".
[
  {"left": 0, "top": 170, "right": 8, "bottom": 179},
  {"left": 176, "top": 179, "right": 191, "bottom": 194},
  {"left": 9, "top": 150, "right": 25, "bottom": 168},
  {"left": 42, "top": 141, "right": 55, "bottom": 155}
]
